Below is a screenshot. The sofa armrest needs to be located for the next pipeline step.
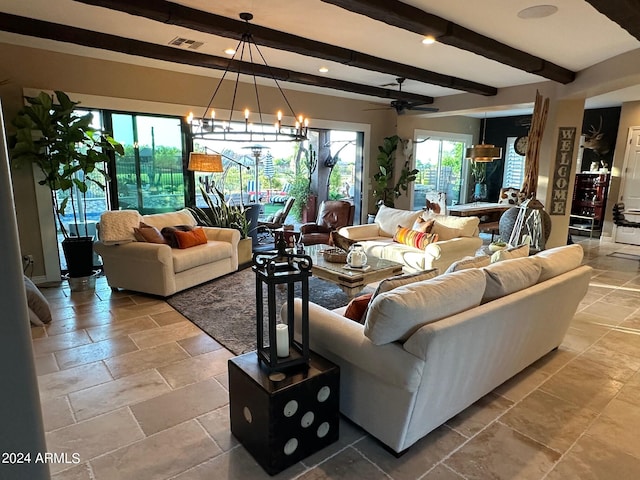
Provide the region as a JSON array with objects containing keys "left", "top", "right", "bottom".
[
  {"left": 94, "top": 240, "right": 174, "bottom": 266},
  {"left": 286, "top": 299, "right": 425, "bottom": 392},
  {"left": 202, "top": 227, "right": 240, "bottom": 247},
  {"left": 337, "top": 224, "right": 381, "bottom": 240},
  {"left": 425, "top": 236, "right": 483, "bottom": 261}
]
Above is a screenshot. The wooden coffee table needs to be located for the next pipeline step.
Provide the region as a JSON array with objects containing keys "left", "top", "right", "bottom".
[{"left": 307, "top": 245, "right": 403, "bottom": 297}]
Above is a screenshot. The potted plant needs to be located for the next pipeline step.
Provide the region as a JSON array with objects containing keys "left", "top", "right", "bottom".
[
  {"left": 290, "top": 144, "right": 317, "bottom": 222},
  {"left": 9, "top": 91, "right": 124, "bottom": 279},
  {"left": 470, "top": 160, "right": 487, "bottom": 201},
  {"left": 372, "top": 135, "right": 419, "bottom": 208},
  {"left": 189, "top": 185, "right": 254, "bottom": 265}
]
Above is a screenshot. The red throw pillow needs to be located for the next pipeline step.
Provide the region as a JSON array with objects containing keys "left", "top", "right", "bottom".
[
  {"left": 174, "top": 227, "right": 208, "bottom": 249},
  {"left": 343, "top": 293, "right": 373, "bottom": 323}
]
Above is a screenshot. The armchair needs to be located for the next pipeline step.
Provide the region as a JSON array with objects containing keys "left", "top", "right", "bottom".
[
  {"left": 256, "top": 196, "right": 295, "bottom": 242},
  {"left": 300, "top": 200, "right": 355, "bottom": 246}
]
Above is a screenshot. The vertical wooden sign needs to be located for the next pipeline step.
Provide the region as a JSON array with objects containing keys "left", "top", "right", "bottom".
[{"left": 550, "top": 127, "right": 576, "bottom": 215}]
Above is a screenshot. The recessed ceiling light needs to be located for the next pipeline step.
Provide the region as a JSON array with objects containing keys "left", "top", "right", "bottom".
[
  {"left": 224, "top": 48, "right": 236, "bottom": 55},
  {"left": 517, "top": 5, "right": 558, "bottom": 19},
  {"left": 422, "top": 35, "right": 436, "bottom": 45},
  {"left": 318, "top": 66, "right": 329, "bottom": 73}
]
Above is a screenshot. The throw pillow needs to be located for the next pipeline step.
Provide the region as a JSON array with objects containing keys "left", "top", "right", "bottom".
[
  {"left": 364, "top": 269, "right": 486, "bottom": 345},
  {"left": 481, "top": 256, "right": 541, "bottom": 303},
  {"left": 174, "top": 227, "right": 208, "bottom": 249},
  {"left": 24, "top": 276, "right": 52, "bottom": 326},
  {"left": 444, "top": 254, "right": 491, "bottom": 273},
  {"left": 372, "top": 269, "right": 438, "bottom": 298},
  {"left": 133, "top": 222, "right": 167, "bottom": 244},
  {"left": 343, "top": 293, "right": 373, "bottom": 323},
  {"left": 535, "top": 244, "right": 584, "bottom": 282},
  {"left": 412, "top": 217, "right": 435, "bottom": 233},
  {"left": 375, "top": 206, "right": 423, "bottom": 237},
  {"left": 490, "top": 243, "right": 530, "bottom": 263},
  {"left": 161, "top": 225, "right": 194, "bottom": 248},
  {"left": 393, "top": 226, "right": 438, "bottom": 250}
]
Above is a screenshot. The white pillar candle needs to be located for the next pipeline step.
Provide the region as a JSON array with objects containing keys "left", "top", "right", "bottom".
[{"left": 276, "top": 324, "right": 289, "bottom": 358}]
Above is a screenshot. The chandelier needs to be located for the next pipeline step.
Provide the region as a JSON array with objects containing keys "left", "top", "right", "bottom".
[
  {"left": 187, "top": 12, "right": 309, "bottom": 143},
  {"left": 465, "top": 115, "right": 502, "bottom": 162}
]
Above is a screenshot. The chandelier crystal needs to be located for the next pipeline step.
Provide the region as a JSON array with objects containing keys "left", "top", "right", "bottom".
[{"left": 187, "top": 12, "right": 309, "bottom": 143}]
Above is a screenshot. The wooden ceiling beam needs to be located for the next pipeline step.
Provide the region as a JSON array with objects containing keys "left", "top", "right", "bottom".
[
  {"left": 0, "top": 13, "right": 435, "bottom": 105},
  {"left": 71, "top": 0, "right": 497, "bottom": 96},
  {"left": 321, "top": 0, "right": 576, "bottom": 84},
  {"left": 584, "top": 0, "right": 640, "bottom": 41}
]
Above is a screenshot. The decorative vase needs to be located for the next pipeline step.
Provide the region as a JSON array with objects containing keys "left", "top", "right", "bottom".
[
  {"left": 346, "top": 244, "right": 368, "bottom": 268},
  {"left": 473, "top": 183, "right": 488, "bottom": 201}
]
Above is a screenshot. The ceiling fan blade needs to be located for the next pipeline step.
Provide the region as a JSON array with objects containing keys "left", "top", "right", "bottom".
[{"left": 409, "top": 106, "right": 439, "bottom": 112}]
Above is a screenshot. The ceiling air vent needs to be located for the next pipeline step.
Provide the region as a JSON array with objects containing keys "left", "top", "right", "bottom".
[{"left": 168, "top": 37, "right": 204, "bottom": 50}]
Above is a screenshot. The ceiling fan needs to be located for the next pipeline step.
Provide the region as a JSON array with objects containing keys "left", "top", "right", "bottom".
[{"left": 366, "top": 78, "right": 439, "bottom": 114}]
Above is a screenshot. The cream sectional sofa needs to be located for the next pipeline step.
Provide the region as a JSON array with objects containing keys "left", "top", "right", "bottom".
[
  {"left": 289, "top": 244, "right": 590, "bottom": 453},
  {"left": 94, "top": 209, "right": 239, "bottom": 296},
  {"left": 338, "top": 206, "right": 483, "bottom": 272}
]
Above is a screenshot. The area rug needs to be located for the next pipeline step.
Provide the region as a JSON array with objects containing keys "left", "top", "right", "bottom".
[{"left": 167, "top": 267, "right": 370, "bottom": 355}]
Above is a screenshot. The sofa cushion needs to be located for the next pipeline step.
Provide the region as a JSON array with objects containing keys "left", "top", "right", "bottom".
[
  {"left": 343, "top": 293, "right": 373, "bottom": 323},
  {"left": 364, "top": 269, "right": 486, "bottom": 345},
  {"left": 172, "top": 241, "right": 233, "bottom": 273},
  {"left": 375, "top": 206, "right": 423, "bottom": 237},
  {"left": 98, "top": 210, "right": 141, "bottom": 245},
  {"left": 133, "top": 222, "right": 167, "bottom": 244},
  {"left": 142, "top": 208, "right": 197, "bottom": 230},
  {"left": 174, "top": 227, "right": 208, "bottom": 249},
  {"left": 362, "top": 240, "right": 430, "bottom": 272},
  {"left": 490, "top": 243, "right": 530, "bottom": 263},
  {"left": 393, "top": 226, "right": 438, "bottom": 250},
  {"left": 535, "top": 244, "right": 584, "bottom": 282},
  {"left": 422, "top": 213, "right": 480, "bottom": 238},
  {"left": 24, "top": 276, "right": 52, "bottom": 325},
  {"left": 444, "top": 254, "right": 491, "bottom": 273},
  {"left": 481, "top": 256, "right": 541, "bottom": 303},
  {"left": 372, "top": 269, "right": 439, "bottom": 298}
]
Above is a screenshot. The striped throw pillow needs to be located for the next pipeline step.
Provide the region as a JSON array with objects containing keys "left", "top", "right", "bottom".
[{"left": 393, "top": 225, "right": 438, "bottom": 250}]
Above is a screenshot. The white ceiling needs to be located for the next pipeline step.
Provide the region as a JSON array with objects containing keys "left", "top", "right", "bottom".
[{"left": 1, "top": 0, "right": 639, "bottom": 113}]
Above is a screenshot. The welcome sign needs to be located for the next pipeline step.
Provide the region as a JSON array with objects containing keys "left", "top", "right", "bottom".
[{"left": 550, "top": 127, "right": 576, "bottom": 215}]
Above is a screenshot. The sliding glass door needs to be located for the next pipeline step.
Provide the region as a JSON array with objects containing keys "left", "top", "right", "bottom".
[
  {"left": 111, "top": 113, "right": 186, "bottom": 213},
  {"left": 411, "top": 131, "right": 472, "bottom": 209}
]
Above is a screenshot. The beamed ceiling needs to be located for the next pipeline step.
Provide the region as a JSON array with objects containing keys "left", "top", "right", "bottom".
[{"left": 0, "top": 0, "right": 639, "bottom": 111}]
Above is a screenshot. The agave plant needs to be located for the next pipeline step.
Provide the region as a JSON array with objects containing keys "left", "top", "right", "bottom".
[{"left": 188, "top": 185, "right": 250, "bottom": 239}]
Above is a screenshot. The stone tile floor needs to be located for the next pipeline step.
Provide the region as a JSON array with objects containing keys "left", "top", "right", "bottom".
[{"left": 33, "top": 237, "right": 640, "bottom": 479}]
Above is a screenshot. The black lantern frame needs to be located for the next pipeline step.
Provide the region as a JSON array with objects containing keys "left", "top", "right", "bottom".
[{"left": 253, "top": 242, "right": 312, "bottom": 372}]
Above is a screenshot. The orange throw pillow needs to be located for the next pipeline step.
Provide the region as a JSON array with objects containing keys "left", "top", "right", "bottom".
[
  {"left": 344, "top": 293, "right": 373, "bottom": 323},
  {"left": 174, "top": 227, "right": 208, "bottom": 249}
]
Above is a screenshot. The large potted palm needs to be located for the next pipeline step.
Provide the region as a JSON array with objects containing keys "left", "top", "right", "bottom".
[{"left": 9, "top": 91, "right": 124, "bottom": 280}]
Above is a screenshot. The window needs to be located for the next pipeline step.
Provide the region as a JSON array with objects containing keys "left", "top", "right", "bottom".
[
  {"left": 503, "top": 137, "right": 525, "bottom": 189},
  {"left": 411, "top": 131, "right": 472, "bottom": 209},
  {"left": 111, "top": 114, "right": 186, "bottom": 214}
]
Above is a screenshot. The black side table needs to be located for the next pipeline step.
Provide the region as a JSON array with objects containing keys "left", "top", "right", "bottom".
[{"left": 228, "top": 351, "right": 340, "bottom": 475}]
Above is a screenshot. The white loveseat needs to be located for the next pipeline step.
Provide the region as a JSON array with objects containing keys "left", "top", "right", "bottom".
[
  {"left": 94, "top": 209, "right": 239, "bottom": 296},
  {"left": 289, "top": 245, "right": 590, "bottom": 453},
  {"left": 338, "top": 206, "right": 483, "bottom": 272}
]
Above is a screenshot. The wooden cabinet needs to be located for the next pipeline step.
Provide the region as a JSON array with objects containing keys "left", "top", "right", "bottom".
[{"left": 570, "top": 173, "right": 610, "bottom": 236}]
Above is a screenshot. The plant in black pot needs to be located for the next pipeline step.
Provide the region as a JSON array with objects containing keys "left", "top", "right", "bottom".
[
  {"left": 372, "top": 135, "right": 418, "bottom": 209},
  {"left": 9, "top": 91, "right": 124, "bottom": 279}
]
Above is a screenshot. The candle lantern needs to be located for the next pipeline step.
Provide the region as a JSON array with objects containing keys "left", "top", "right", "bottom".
[{"left": 253, "top": 236, "right": 312, "bottom": 372}]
